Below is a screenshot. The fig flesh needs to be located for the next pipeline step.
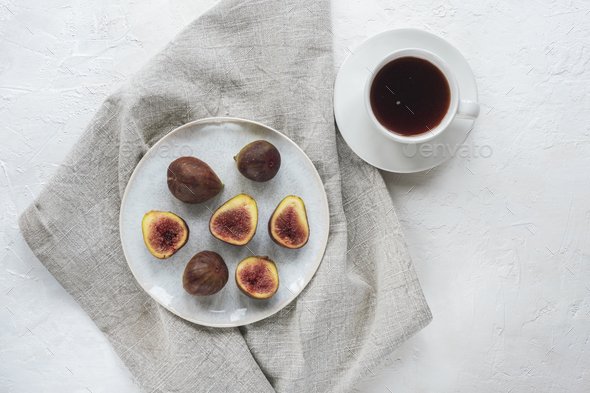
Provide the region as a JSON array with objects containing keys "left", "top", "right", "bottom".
[
  {"left": 234, "top": 140, "right": 281, "bottom": 182},
  {"left": 142, "top": 210, "right": 189, "bottom": 259},
  {"left": 268, "top": 195, "right": 310, "bottom": 249},
  {"left": 167, "top": 157, "right": 223, "bottom": 204},
  {"left": 209, "top": 194, "right": 258, "bottom": 246},
  {"left": 183, "top": 251, "right": 229, "bottom": 296},
  {"left": 235, "top": 256, "right": 279, "bottom": 299}
]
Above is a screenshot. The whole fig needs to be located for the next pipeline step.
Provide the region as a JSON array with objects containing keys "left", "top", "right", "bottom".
[
  {"left": 234, "top": 140, "right": 281, "bottom": 182},
  {"left": 183, "top": 251, "right": 228, "bottom": 296},
  {"left": 167, "top": 157, "right": 223, "bottom": 204}
]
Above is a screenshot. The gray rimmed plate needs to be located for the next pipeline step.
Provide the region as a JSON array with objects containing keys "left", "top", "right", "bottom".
[{"left": 119, "top": 117, "right": 329, "bottom": 327}]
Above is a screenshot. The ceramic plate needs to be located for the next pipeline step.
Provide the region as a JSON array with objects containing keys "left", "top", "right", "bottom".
[
  {"left": 119, "top": 118, "right": 330, "bottom": 327},
  {"left": 334, "top": 28, "right": 479, "bottom": 173}
]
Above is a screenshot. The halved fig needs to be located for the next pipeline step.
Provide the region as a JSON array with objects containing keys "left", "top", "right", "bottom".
[
  {"left": 167, "top": 157, "right": 223, "bottom": 204},
  {"left": 209, "top": 194, "right": 258, "bottom": 246},
  {"left": 235, "top": 256, "right": 279, "bottom": 299},
  {"left": 234, "top": 140, "right": 281, "bottom": 182},
  {"left": 142, "top": 210, "right": 189, "bottom": 259},
  {"left": 268, "top": 195, "right": 310, "bottom": 249},
  {"left": 183, "top": 251, "right": 228, "bottom": 296}
]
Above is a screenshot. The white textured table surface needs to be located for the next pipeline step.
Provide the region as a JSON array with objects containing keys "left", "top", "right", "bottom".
[{"left": 2, "top": 1, "right": 589, "bottom": 392}]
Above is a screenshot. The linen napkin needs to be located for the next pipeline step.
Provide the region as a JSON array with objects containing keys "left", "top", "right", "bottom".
[{"left": 19, "top": 0, "right": 432, "bottom": 391}]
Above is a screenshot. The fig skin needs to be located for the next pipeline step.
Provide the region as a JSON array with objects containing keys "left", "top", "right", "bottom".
[
  {"left": 142, "top": 210, "right": 189, "bottom": 259},
  {"left": 235, "top": 256, "right": 279, "bottom": 299},
  {"left": 209, "top": 194, "right": 258, "bottom": 246},
  {"left": 268, "top": 196, "right": 310, "bottom": 249},
  {"left": 167, "top": 157, "right": 223, "bottom": 204},
  {"left": 234, "top": 140, "right": 281, "bottom": 182},
  {"left": 183, "top": 251, "right": 229, "bottom": 296}
]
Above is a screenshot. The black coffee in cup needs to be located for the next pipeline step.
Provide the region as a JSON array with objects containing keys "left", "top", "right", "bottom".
[{"left": 369, "top": 57, "right": 451, "bottom": 136}]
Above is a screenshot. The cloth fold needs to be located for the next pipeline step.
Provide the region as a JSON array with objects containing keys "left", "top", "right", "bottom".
[{"left": 19, "top": 0, "right": 432, "bottom": 391}]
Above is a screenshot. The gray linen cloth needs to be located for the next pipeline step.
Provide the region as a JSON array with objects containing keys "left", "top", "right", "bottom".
[{"left": 19, "top": 0, "right": 432, "bottom": 391}]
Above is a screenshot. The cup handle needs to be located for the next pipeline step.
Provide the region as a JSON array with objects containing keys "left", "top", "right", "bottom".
[{"left": 456, "top": 100, "right": 480, "bottom": 119}]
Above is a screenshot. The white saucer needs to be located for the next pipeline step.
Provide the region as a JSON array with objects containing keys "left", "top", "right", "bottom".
[{"left": 334, "top": 28, "right": 479, "bottom": 173}]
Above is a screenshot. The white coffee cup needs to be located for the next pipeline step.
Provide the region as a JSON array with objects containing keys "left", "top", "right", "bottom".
[{"left": 365, "top": 48, "right": 480, "bottom": 144}]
